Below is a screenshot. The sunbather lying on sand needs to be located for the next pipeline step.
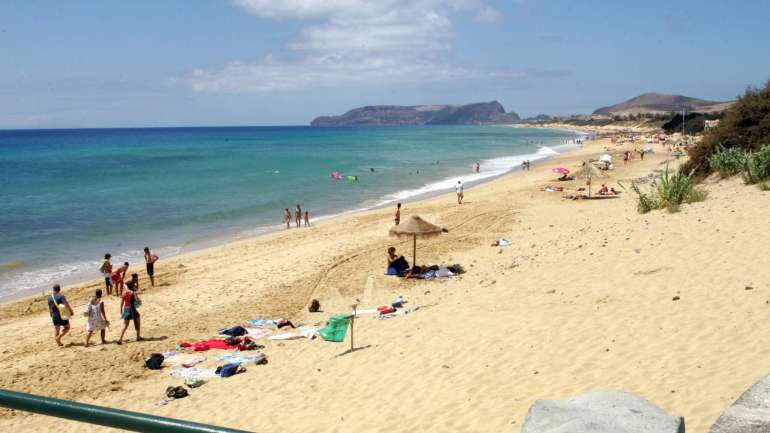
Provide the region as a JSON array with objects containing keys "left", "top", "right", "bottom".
[
  {"left": 557, "top": 174, "right": 575, "bottom": 181},
  {"left": 542, "top": 185, "right": 564, "bottom": 192}
]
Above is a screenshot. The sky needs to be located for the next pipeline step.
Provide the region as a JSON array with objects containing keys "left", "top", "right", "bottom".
[{"left": 1, "top": 0, "right": 769, "bottom": 129}]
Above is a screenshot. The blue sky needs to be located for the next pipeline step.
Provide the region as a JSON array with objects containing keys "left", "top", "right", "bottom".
[{"left": 1, "top": 0, "right": 769, "bottom": 128}]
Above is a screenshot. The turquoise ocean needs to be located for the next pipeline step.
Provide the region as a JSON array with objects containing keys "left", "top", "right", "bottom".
[{"left": 0, "top": 125, "right": 581, "bottom": 300}]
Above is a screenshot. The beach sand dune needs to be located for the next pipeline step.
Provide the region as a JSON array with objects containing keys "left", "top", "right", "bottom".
[{"left": 1, "top": 138, "right": 768, "bottom": 433}]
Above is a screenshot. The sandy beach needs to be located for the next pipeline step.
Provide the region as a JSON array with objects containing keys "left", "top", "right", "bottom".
[{"left": 1, "top": 133, "right": 768, "bottom": 433}]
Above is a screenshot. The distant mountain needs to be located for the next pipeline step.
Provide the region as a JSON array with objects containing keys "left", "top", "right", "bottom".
[
  {"left": 311, "top": 101, "right": 520, "bottom": 126},
  {"left": 593, "top": 93, "right": 733, "bottom": 115}
]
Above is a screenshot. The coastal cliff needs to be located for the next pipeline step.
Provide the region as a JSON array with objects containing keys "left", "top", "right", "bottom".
[{"left": 311, "top": 101, "right": 520, "bottom": 126}]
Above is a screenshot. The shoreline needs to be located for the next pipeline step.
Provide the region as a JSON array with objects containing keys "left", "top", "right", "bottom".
[
  {"left": 3, "top": 126, "right": 765, "bottom": 433},
  {"left": 0, "top": 128, "right": 582, "bottom": 305}
]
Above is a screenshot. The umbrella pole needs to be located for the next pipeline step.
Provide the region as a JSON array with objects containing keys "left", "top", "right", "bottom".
[{"left": 412, "top": 234, "right": 417, "bottom": 266}]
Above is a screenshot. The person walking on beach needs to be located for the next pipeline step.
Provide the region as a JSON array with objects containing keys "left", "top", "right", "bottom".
[
  {"left": 48, "top": 284, "right": 73, "bottom": 347},
  {"left": 283, "top": 208, "right": 291, "bottom": 229},
  {"left": 455, "top": 180, "right": 464, "bottom": 204},
  {"left": 394, "top": 203, "right": 402, "bottom": 225},
  {"left": 110, "top": 262, "right": 129, "bottom": 295},
  {"left": 304, "top": 210, "right": 310, "bottom": 227},
  {"left": 295, "top": 204, "right": 302, "bottom": 228},
  {"left": 84, "top": 289, "right": 109, "bottom": 347},
  {"left": 117, "top": 281, "right": 141, "bottom": 345},
  {"left": 100, "top": 254, "right": 113, "bottom": 295},
  {"left": 143, "top": 247, "right": 157, "bottom": 287}
]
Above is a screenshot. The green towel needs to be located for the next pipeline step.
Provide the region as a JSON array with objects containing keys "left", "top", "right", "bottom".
[{"left": 319, "top": 314, "right": 350, "bottom": 342}]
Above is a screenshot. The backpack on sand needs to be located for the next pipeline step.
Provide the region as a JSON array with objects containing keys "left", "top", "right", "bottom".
[{"left": 144, "top": 353, "right": 164, "bottom": 370}]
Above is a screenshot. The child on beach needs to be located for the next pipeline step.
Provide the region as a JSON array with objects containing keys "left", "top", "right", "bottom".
[
  {"left": 295, "top": 204, "right": 302, "bottom": 228},
  {"left": 117, "top": 281, "right": 141, "bottom": 345},
  {"left": 48, "top": 284, "right": 73, "bottom": 347},
  {"left": 129, "top": 272, "right": 140, "bottom": 292},
  {"left": 284, "top": 208, "right": 291, "bottom": 229},
  {"left": 84, "top": 289, "right": 109, "bottom": 347},
  {"left": 143, "top": 247, "right": 158, "bottom": 287},
  {"left": 100, "top": 254, "right": 113, "bottom": 295},
  {"left": 110, "top": 262, "right": 129, "bottom": 295},
  {"left": 304, "top": 210, "right": 310, "bottom": 227},
  {"left": 394, "top": 203, "right": 401, "bottom": 225}
]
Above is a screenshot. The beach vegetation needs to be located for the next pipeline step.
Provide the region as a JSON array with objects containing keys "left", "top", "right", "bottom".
[
  {"left": 708, "top": 145, "right": 749, "bottom": 177},
  {"left": 632, "top": 165, "right": 707, "bottom": 213},
  {"left": 685, "top": 80, "right": 770, "bottom": 175},
  {"left": 741, "top": 143, "right": 770, "bottom": 185}
]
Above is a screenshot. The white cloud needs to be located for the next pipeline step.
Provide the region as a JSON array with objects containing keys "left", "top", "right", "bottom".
[
  {"left": 474, "top": 5, "right": 503, "bottom": 23},
  {"left": 181, "top": 0, "right": 509, "bottom": 93}
]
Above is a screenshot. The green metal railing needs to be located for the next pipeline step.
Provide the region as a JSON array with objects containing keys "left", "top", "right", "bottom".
[{"left": 0, "top": 388, "right": 254, "bottom": 433}]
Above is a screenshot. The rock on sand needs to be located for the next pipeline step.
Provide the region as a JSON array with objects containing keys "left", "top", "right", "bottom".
[
  {"left": 709, "top": 374, "right": 770, "bottom": 433},
  {"left": 521, "top": 390, "right": 685, "bottom": 433}
]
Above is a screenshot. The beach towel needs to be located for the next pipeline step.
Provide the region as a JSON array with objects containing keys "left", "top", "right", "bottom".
[
  {"left": 180, "top": 339, "right": 239, "bottom": 351},
  {"left": 244, "top": 328, "right": 271, "bottom": 340},
  {"left": 247, "top": 319, "right": 278, "bottom": 330},
  {"left": 164, "top": 354, "right": 207, "bottom": 368},
  {"left": 170, "top": 368, "right": 218, "bottom": 379},
  {"left": 267, "top": 326, "right": 318, "bottom": 341},
  {"left": 319, "top": 314, "right": 350, "bottom": 343},
  {"left": 351, "top": 308, "right": 378, "bottom": 317},
  {"left": 216, "top": 353, "right": 267, "bottom": 364}
]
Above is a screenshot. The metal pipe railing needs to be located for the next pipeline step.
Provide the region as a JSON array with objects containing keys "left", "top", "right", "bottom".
[{"left": 0, "top": 388, "right": 254, "bottom": 433}]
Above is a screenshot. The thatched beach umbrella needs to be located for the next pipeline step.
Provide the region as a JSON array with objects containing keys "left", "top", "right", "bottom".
[
  {"left": 577, "top": 161, "right": 607, "bottom": 197},
  {"left": 389, "top": 215, "right": 443, "bottom": 265}
]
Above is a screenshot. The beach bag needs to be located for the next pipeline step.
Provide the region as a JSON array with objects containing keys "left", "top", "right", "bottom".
[
  {"left": 216, "top": 363, "right": 241, "bottom": 378},
  {"left": 184, "top": 378, "right": 204, "bottom": 388},
  {"left": 377, "top": 306, "right": 396, "bottom": 315},
  {"left": 220, "top": 326, "right": 247, "bottom": 337},
  {"left": 318, "top": 314, "right": 350, "bottom": 343},
  {"left": 223, "top": 337, "right": 241, "bottom": 346},
  {"left": 132, "top": 295, "right": 142, "bottom": 309},
  {"left": 309, "top": 299, "right": 321, "bottom": 313},
  {"left": 51, "top": 296, "right": 70, "bottom": 320},
  {"left": 237, "top": 337, "right": 263, "bottom": 351},
  {"left": 165, "top": 386, "right": 188, "bottom": 399},
  {"left": 82, "top": 303, "right": 92, "bottom": 317},
  {"left": 144, "top": 353, "right": 165, "bottom": 370}
]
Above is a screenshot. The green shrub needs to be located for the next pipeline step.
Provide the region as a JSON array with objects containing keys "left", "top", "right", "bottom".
[
  {"left": 684, "top": 80, "right": 770, "bottom": 175},
  {"left": 759, "top": 182, "right": 770, "bottom": 191},
  {"left": 742, "top": 143, "right": 770, "bottom": 184},
  {"left": 632, "top": 165, "right": 707, "bottom": 213},
  {"left": 708, "top": 146, "right": 749, "bottom": 177}
]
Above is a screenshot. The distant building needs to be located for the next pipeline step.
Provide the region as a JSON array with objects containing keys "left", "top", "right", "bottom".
[{"left": 704, "top": 119, "right": 720, "bottom": 130}]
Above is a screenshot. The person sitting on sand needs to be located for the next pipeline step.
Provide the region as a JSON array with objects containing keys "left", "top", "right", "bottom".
[
  {"left": 110, "top": 262, "right": 129, "bottom": 295},
  {"left": 85, "top": 289, "right": 109, "bottom": 347},
  {"left": 48, "top": 284, "right": 73, "bottom": 347},
  {"left": 117, "top": 281, "right": 141, "bottom": 345},
  {"left": 598, "top": 184, "right": 610, "bottom": 195},
  {"left": 386, "top": 247, "right": 410, "bottom": 275}
]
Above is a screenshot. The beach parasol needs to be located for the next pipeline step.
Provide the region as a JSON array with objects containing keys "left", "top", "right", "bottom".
[
  {"left": 576, "top": 161, "right": 607, "bottom": 197},
  {"left": 552, "top": 167, "right": 570, "bottom": 175},
  {"left": 389, "top": 215, "right": 443, "bottom": 265}
]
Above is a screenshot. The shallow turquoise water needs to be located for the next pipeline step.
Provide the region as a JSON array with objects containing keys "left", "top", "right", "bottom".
[{"left": 0, "top": 125, "right": 578, "bottom": 297}]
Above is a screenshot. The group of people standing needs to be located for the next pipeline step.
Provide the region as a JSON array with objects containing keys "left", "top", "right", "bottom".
[
  {"left": 49, "top": 246, "right": 159, "bottom": 347},
  {"left": 284, "top": 204, "right": 311, "bottom": 229}
]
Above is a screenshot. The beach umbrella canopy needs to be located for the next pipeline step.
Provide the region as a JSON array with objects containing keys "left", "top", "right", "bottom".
[
  {"left": 577, "top": 161, "right": 607, "bottom": 197},
  {"left": 552, "top": 167, "right": 570, "bottom": 175},
  {"left": 389, "top": 215, "right": 443, "bottom": 265}
]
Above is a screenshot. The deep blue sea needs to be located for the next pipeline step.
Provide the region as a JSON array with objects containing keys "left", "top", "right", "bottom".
[{"left": 0, "top": 125, "right": 580, "bottom": 299}]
